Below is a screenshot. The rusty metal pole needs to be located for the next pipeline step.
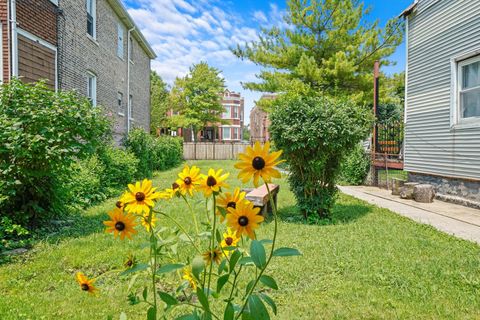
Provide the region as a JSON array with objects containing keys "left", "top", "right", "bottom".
[{"left": 372, "top": 61, "right": 380, "bottom": 186}]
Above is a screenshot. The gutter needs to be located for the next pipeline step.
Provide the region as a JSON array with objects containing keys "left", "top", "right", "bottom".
[
  {"left": 399, "top": 1, "right": 418, "bottom": 19},
  {"left": 9, "top": 0, "right": 17, "bottom": 78},
  {"left": 126, "top": 26, "right": 135, "bottom": 133}
]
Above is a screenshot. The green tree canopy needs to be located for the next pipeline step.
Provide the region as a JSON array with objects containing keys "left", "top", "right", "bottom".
[
  {"left": 150, "top": 71, "right": 170, "bottom": 134},
  {"left": 169, "top": 62, "right": 225, "bottom": 140},
  {"left": 233, "top": 0, "right": 403, "bottom": 105}
]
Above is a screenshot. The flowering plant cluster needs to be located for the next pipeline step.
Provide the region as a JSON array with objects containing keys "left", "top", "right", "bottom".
[{"left": 76, "top": 142, "right": 300, "bottom": 319}]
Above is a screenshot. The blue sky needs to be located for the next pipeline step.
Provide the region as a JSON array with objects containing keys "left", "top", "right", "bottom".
[{"left": 124, "top": 0, "right": 412, "bottom": 124}]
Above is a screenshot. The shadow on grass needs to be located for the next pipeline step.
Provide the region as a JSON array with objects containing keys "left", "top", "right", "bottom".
[{"left": 276, "top": 202, "right": 372, "bottom": 225}]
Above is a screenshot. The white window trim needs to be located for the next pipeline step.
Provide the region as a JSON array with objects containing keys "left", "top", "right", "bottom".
[
  {"left": 86, "top": 0, "right": 97, "bottom": 40},
  {"left": 87, "top": 71, "right": 97, "bottom": 106},
  {"left": 222, "top": 127, "right": 231, "bottom": 140},
  {"left": 118, "top": 92, "right": 124, "bottom": 116},
  {"left": 49, "top": 0, "right": 59, "bottom": 6},
  {"left": 16, "top": 28, "right": 58, "bottom": 91},
  {"left": 450, "top": 49, "right": 480, "bottom": 129},
  {"left": 117, "top": 24, "right": 124, "bottom": 59}
]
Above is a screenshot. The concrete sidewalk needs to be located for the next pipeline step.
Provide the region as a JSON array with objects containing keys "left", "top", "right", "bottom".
[{"left": 339, "top": 185, "right": 480, "bottom": 244}]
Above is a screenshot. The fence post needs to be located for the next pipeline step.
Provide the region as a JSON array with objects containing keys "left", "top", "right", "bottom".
[
  {"left": 213, "top": 141, "right": 216, "bottom": 160},
  {"left": 194, "top": 142, "right": 197, "bottom": 161},
  {"left": 231, "top": 142, "right": 234, "bottom": 160}
]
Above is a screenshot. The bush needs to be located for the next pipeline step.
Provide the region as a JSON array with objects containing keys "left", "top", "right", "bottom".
[
  {"left": 98, "top": 144, "right": 139, "bottom": 190},
  {"left": 270, "top": 96, "right": 372, "bottom": 218},
  {"left": 0, "top": 79, "right": 110, "bottom": 225},
  {"left": 339, "top": 143, "right": 370, "bottom": 185},
  {"left": 124, "top": 128, "right": 183, "bottom": 177}
]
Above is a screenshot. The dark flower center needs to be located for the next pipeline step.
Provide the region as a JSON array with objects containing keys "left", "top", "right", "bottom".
[
  {"left": 81, "top": 284, "right": 90, "bottom": 291},
  {"left": 184, "top": 177, "right": 192, "bottom": 185},
  {"left": 206, "top": 176, "right": 217, "bottom": 187},
  {"left": 135, "top": 192, "right": 146, "bottom": 202},
  {"left": 115, "top": 201, "right": 123, "bottom": 208},
  {"left": 172, "top": 182, "right": 180, "bottom": 189},
  {"left": 238, "top": 216, "right": 249, "bottom": 227},
  {"left": 252, "top": 157, "right": 266, "bottom": 170},
  {"left": 115, "top": 221, "right": 126, "bottom": 231},
  {"left": 225, "top": 237, "right": 234, "bottom": 246},
  {"left": 125, "top": 259, "right": 134, "bottom": 267},
  {"left": 227, "top": 201, "right": 236, "bottom": 209}
]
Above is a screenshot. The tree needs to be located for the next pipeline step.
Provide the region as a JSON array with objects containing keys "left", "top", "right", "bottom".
[
  {"left": 169, "top": 62, "right": 225, "bottom": 141},
  {"left": 242, "top": 124, "right": 251, "bottom": 141},
  {"left": 150, "top": 71, "right": 170, "bottom": 134},
  {"left": 232, "top": 0, "right": 404, "bottom": 105}
]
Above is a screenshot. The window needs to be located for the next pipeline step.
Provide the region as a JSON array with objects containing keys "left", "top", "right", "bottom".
[
  {"left": 86, "top": 0, "right": 96, "bottom": 38},
  {"left": 222, "top": 127, "right": 231, "bottom": 140},
  {"left": 233, "top": 106, "right": 238, "bottom": 118},
  {"left": 118, "top": 92, "right": 124, "bottom": 115},
  {"left": 458, "top": 56, "right": 480, "bottom": 121},
  {"left": 223, "top": 106, "right": 231, "bottom": 119},
  {"left": 129, "top": 94, "right": 133, "bottom": 119},
  {"left": 87, "top": 72, "right": 96, "bottom": 106},
  {"left": 117, "top": 24, "right": 124, "bottom": 58},
  {"left": 233, "top": 127, "right": 238, "bottom": 140}
]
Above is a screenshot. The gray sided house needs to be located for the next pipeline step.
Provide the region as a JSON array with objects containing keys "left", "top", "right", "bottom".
[
  {"left": 403, "top": 0, "right": 480, "bottom": 206},
  {"left": 0, "top": 0, "right": 156, "bottom": 143}
]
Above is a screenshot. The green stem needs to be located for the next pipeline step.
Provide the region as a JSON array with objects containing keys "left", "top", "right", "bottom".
[
  {"left": 206, "top": 194, "right": 217, "bottom": 303},
  {"left": 149, "top": 210, "right": 158, "bottom": 318},
  {"left": 228, "top": 265, "right": 243, "bottom": 302},
  {"left": 182, "top": 195, "right": 199, "bottom": 236},
  {"left": 235, "top": 182, "right": 278, "bottom": 319}
]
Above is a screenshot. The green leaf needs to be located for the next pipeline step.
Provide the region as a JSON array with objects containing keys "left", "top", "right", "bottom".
[
  {"left": 238, "top": 257, "right": 254, "bottom": 266},
  {"left": 218, "top": 259, "right": 227, "bottom": 275},
  {"left": 217, "top": 274, "right": 229, "bottom": 293},
  {"left": 119, "top": 263, "right": 149, "bottom": 276},
  {"left": 259, "top": 275, "right": 278, "bottom": 290},
  {"left": 259, "top": 293, "right": 277, "bottom": 315},
  {"left": 272, "top": 247, "right": 301, "bottom": 257},
  {"left": 229, "top": 250, "right": 242, "bottom": 272},
  {"left": 158, "top": 291, "right": 178, "bottom": 306},
  {"left": 259, "top": 239, "right": 273, "bottom": 245},
  {"left": 248, "top": 295, "right": 270, "bottom": 320},
  {"left": 224, "top": 302, "right": 234, "bottom": 320},
  {"left": 216, "top": 229, "right": 222, "bottom": 243},
  {"left": 250, "top": 240, "right": 266, "bottom": 269},
  {"left": 142, "top": 287, "right": 148, "bottom": 300},
  {"left": 192, "top": 256, "right": 205, "bottom": 280},
  {"left": 147, "top": 306, "right": 156, "bottom": 320},
  {"left": 245, "top": 280, "right": 256, "bottom": 296},
  {"left": 156, "top": 263, "right": 184, "bottom": 275},
  {"left": 175, "top": 314, "right": 200, "bottom": 320},
  {"left": 196, "top": 288, "right": 210, "bottom": 312}
]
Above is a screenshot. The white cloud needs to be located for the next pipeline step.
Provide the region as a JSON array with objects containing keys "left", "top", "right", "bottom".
[{"left": 253, "top": 10, "right": 267, "bottom": 23}]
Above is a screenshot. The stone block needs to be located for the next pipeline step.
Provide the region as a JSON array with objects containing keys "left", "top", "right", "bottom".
[
  {"left": 391, "top": 178, "right": 405, "bottom": 196},
  {"left": 400, "top": 182, "right": 419, "bottom": 199},
  {"left": 413, "top": 184, "right": 435, "bottom": 203}
]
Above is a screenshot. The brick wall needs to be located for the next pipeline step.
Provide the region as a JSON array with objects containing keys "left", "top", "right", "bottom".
[
  {"left": 16, "top": 0, "right": 57, "bottom": 46},
  {"left": 0, "top": 0, "right": 9, "bottom": 82},
  {"left": 58, "top": 0, "right": 151, "bottom": 143}
]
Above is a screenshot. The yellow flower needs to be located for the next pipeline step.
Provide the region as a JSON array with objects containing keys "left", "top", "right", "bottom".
[
  {"left": 202, "top": 248, "right": 223, "bottom": 265},
  {"left": 76, "top": 272, "right": 97, "bottom": 294},
  {"left": 163, "top": 182, "right": 181, "bottom": 199},
  {"left": 176, "top": 165, "right": 201, "bottom": 196},
  {"left": 221, "top": 228, "right": 240, "bottom": 256},
  {"left": 103, "top": 207, "right": 138, "bottom": 240},
  {"left": 216, "top": 187, "right": 247, "bottom": 222},
  {"left": 199, "top": 168, "right": 229, "bottom": 197},
  {"left": 182, "top": 267, "right": 197, "bottom": 290},
  {"left": 140, "top": 211, "right": 158, "bottom": 232},
  {"left": 235, "top": 141, "right": 284, "bottom": 187},
  {"left": 122, "top": 179, "right": 163, "bottom": 214},
  {"left": 226, "top": 200, "right": 263, "bottom": 239}
]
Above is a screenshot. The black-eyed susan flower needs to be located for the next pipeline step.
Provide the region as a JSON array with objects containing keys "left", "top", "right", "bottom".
[
  {"left": 122, "top": 179, "right": 163, "bottom": 214},
  {"left": 202, "top": 248, "right": 223, "bottom": 265},
  {"left": 176, "top": 165, "right": 201, "bottom": 196},
  {"left": 216, "top": 187, "right": 246, "bottom": 221},
  {"left": 163, "top": 182, "right": 181, "bottom": 199},
  {"left": 103, "top": 207, "right": 138, "bottom": 240},
  {"left": 221, "top": 228, "right": 240, "bottom": 256},
  {"left": 235, "top": 141, "right": 284, "bottom": 187},
  {"left": 140, "top": 211, "right": 158, "bottom": 232},
  {"left": 199, "top": 168, "right": 229, "bottom": 197},
  {"left": 182, "top": 267, "right": 197, "bottom": 290},
  {"left": 76, "top": 272, "right": 97, "bottom": 294},
  {"left": 226, "top": 200, "right": 263, "bottom": 239}
]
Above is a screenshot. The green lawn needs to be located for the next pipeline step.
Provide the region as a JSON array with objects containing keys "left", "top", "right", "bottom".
[{"left": 1, "top": 160, "right": 480, "bottom": 319}]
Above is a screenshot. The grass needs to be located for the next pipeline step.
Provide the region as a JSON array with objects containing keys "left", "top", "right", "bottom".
[{"left": 1, "top": 160, "right": 480, "bottom": 319}]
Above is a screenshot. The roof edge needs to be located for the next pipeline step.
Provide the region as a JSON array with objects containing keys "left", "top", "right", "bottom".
[
  {"left": 107, "top": 0, "right": 157, "bottom": 59},
  {"left": 399, "top": 1, "right": 418, "bottom": 18}
]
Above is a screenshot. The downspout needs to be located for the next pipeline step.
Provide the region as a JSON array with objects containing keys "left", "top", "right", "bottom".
[
  {"left": 9, "top": 0, "right": 17, "bottom": 78},
  {"left": 126, "top": 26, "right": 135, "bottom": 133}
]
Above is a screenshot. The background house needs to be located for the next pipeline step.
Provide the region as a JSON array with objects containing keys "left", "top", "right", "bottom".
[
  {"left": 0, "top": 0, "right": 156, "bottom": 143},
  {"left": 402, "top": 0, "right": 480, "bottom": 206},
  {"left": 250, "top": 93, "right": 276, "bottom": 143}
]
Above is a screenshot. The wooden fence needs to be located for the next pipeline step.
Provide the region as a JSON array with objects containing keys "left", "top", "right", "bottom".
[{"left": 183, "top": 142, "right": 250, "bottom": 160}]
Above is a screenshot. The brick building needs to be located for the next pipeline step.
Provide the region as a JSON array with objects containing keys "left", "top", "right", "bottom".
[
  {"left": 250, "top": 94, "right": 276, "bottom": 143},
  {"left": 0, "top": 0, "right": 156, "bottom": 142}
]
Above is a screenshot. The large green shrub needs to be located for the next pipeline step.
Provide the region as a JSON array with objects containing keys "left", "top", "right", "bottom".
[
  {"left": 124, "top": 128, "right": 183, "bottom": 177},
  {"left": 97, "top": 144, "right": 139, "bottom": 190},
  {"left": 270, "top": 96, "right": 372, "bottom": 218},
  {"left": 339, "top": 143, "right": 371, "bottom": 185},
  {"left": 0, "top": 79, "right": 110, "bottom": 225}
]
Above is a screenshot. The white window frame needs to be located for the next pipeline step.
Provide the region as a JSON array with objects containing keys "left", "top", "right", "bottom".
[
  {"left": 117, "top": 92, "right": 124, "bottom": 116},
  {"left": 233, "top": 127, "right": 239, "bottom": 140},
  {"left": 87, "top": 71, "right": 97, "bottom": 106},
  {"left": 49, "top": 0, "right": 59, "bottom": 5},
  {"left": 86, "top": 0, "right": 96, "bottom": 40},
  {"left": 222, "top": 106, "right": 231, "bottom": 119},
  {"left": 222, "top": 127, "right": 231, "bottom": 140},
  {"left": 451, "top": 49, "right": 480, "bottom": 129},
  {"left": 117, "top": 24, "right": 124, "bottom": 59},
  {"left": 129, "top": 94, "right": 134, "bottom": 121}
]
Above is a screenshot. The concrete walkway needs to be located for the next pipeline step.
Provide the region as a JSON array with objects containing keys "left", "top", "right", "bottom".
[{"left": 339, "top": 185, "right": 480, "bottom": 244}]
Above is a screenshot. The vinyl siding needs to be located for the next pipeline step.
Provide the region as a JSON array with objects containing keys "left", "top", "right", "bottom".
[{"left": 405, "top": 0, "right": 480, "bottom": 180}]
